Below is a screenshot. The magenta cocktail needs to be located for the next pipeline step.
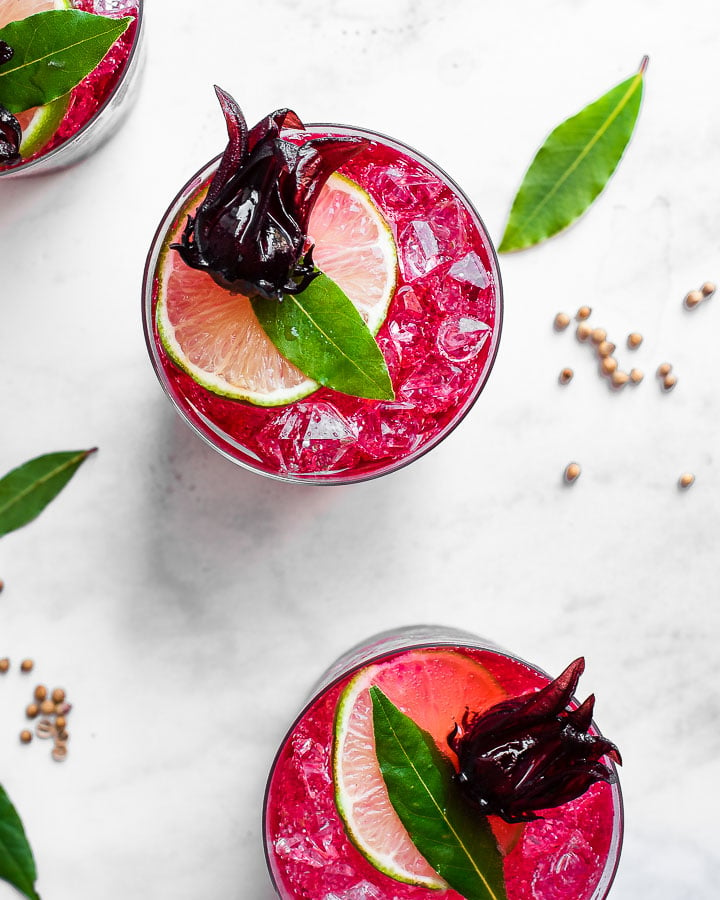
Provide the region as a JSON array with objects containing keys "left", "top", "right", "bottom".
[
  {"left": 143, "top": 112, "right": 502, "bottom": 484},
  {"left": 264, "top": 626, "right": 623, "bottom": 900},
  {"left": 0, "top": 0, "right": 143, "bottom": 177}
]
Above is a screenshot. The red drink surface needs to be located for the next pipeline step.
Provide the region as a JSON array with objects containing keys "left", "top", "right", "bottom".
[
  {"left": 264, "top": 645, "right": 621, "bottom": 900},
  {"left": 146, "top": 128, "right": 502, "bottom": 483},
  {"left": 0, "top": 0, "right": 140, "bottom": 170}
]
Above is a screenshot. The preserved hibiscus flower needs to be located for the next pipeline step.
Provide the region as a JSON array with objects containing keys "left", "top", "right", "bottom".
[
  {"left": 448, "top": 657, "right": 621, "bottom": 823},
  {"left": 172, "top": 87, "right": 369, "bottom": 301},
  {"left": 0, "top": 43, "right": 20, "bottom": 165}
]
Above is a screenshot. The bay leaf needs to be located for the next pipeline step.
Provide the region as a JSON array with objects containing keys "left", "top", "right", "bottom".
[
  {"left": 251, "top": 273, "right": 394, "bottom": 400},
  {"left": 371, "top": 687, "right": 507, "bottom": 900},
  {"left": 0, "top": 448, "right": 96, "bottom": 538},
  {"left": 0, "top": 784, "right": 40, "bottom": 900},
  {"left": 0, "top": 11, "right": 131, "bottom": 113},
  {"left": 499, "top": 57, "right": 648, "bottom": 252}
]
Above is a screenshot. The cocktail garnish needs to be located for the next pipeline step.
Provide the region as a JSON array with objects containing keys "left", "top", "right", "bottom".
[
  {"left": 172, "top": 87, "right": 369, "bottom": 301},
  {"left": 0, "top": 11, "right": 132, "bottom": 135},
  {"left": 448, "top": 657, "right": 621, "bottom": 823},
  {"left": 166, "top": 88, "right": 395, "bottom": 401}
]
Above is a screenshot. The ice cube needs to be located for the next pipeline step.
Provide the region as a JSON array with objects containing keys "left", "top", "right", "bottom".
[
  {"left": 353, "top": 402, "right": 428, "bottom": 460},
  {"left": 436, "top": 314, "right": 491, "bottom": 362},
  {"left": 292, "top": 736, "right": 330, "bottom": 800},
  {"left": 529, "top": 833, "right": 598, "bottom": 900},
  {"left": 449, "top": 251, "right": 490, "bottom": 288},
  {"left": 369, "top": 164, "right": 444, "bottom": 216},
  {"left": 398, "top": 219, "right": 443, "bottom": 280},
  {"left": 398, "top": 359, "right": 465, "bottom": 414},
  {"left": 255, "top": 402, "right": 358, "bottom": 473}
]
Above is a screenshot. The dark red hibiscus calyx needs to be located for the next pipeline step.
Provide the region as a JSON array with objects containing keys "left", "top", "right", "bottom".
[
  {"left": 172, "top": 87, "right": 369, "bottom": 301},
  {"left": 0, "top": 43, "right": 21, "bottom": 165},
  {"left": 448, "top": 658, "right": 621, "bottom": 823}
]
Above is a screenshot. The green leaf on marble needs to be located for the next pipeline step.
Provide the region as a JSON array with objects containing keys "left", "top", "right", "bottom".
[
  {"left": 0, "top": 784, "right": 40, "bottom": 900},
  {"left": 499, "top": 57, "right": 648, "bottom": 252},
  {"left": 0, "top": 448, "right": 96, "bottom": 538}
]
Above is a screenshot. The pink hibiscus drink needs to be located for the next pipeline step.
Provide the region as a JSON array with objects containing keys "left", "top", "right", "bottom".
[
  {"left": 264, "top": 626, "right": 623, "bottom": 900},
  {"left": 142, "top": 88, "right": 502, "bottom": 484},
  {"left": 0, "top": 0, "right": 143, "bottom": 176}
]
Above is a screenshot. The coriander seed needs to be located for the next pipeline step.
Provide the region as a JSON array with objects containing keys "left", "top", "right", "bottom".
[
  {"left": 0, "top": 658, "right": 9, "bottom": 674},
  {"left": 564, "top": 462, "right": 581, "bottom": 484},
  {"left": 656, "top": 362, "right": 672, "bottom": 378},
  {"left": 701, "top": 281, "right": 715, "bottom": 298},
  {"left": 26, "top": 703, "right": 39, "bottom": 719},
  {"left": 663, "top": 373, "right": 678, "bottom": 391},
  {"left": 39, "top": 699, "right": 55, "bottom": 716},
  {"left": 55, "top": 715, "right": 67, "bottom": 731},
  {"left": 576, "top": 305, "right": 592, "bottom": 320},
  {"left": 51, "top": 687, "right": 66, "bottom": 704},
  {"left": 34, "top": 685, "right": 47, "bottom": 702},
  {"left": 576, "top": 323, "right": 592, "bottom": 342},
  {"left": 559, "top": 367, "right": 574, "bottom": 384},
  {"left": 20, "top": 730, "right": 32, "bottom": 744},
  {"left": 0, "top": 579, "right": 4, "bottom": 593},
  {"left": 597, "top": 341, "right": 615, "bottom": 358},
  {"left": 591, "top": 327, "right": 607, "bottom": 344},
  {"left": 629, "top": 368, "right": 644, "bottom": 384},
  {"left": 554, "top": 312, "right": 571, "bottom": 331},
  {"left": 627, "top": 333, "right": 643, "bottom": 349},
  {"left": 600, "top": 357, "right": 618, "bottom": 376},
  {"left": 678, "top": 472, "right": 695, "bottom": 489},
  {"left": 20, "top": 659, "right": 34, "bottom": 673},
  {"left": 684, "top": 289, "right": 703, "bottom": 309},
  {"left": 611, "top": 370, "right": 630, "bottom": 387}
]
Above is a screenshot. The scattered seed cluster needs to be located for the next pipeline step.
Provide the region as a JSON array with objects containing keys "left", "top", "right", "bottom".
[
  {"left": 656, "top": 362, "right": 677, "bottom": 392},
  {"left": 557, "top": 306, "right": 646, "bottom": 391},
  {"left": 0, "top": 657, "right": 71, "bottom": 762},
  {"left": 555, "top": 283, "right": 713, "bottom": 488},
  {"left": 683, "top": 282, "right": 715, "bottom": 309}
]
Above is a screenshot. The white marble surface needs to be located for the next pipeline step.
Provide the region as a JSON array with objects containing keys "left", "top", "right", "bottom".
[{"left": 1, "top": 0, "right": 719, "bottom": 897}]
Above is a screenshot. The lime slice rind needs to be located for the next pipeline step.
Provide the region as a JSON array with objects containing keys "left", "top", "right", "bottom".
[
  {"left": 333, "top": 666, "right": 447, "bottom": 889},
  {"left": 17, "top": 93, "right": 70, "bottom": 158}
]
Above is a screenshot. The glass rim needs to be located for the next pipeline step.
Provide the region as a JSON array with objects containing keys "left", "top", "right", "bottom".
[
  {"left": 262, "top": 624, "right": 623, "bottom": 900},
  {"left": 0, "top": 0, "right": 145, "bottom": 178},
  {"left": 142, "top": 122, "right": 504, "bottom": 485}
]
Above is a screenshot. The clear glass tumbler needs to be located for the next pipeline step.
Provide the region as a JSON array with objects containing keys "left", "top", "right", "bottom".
[
  {"left": 264, "top": 625, "right": 623, "bottom": 900},
  {"left": 142, "top": 125, "right": 503, "bottom": 484}
]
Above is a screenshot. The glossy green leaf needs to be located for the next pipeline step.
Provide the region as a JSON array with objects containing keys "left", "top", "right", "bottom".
[
  {"left": 371, "top": 687, "right": 507, "bottom": 900},
  {"left": 251, "top": 273, "right": 394, "bottom": 400},
  {"left": 0, "top": 784, "right": 40, "bottom": 900},
  {"left": 0, "top": 449, "right": 96, "bottom": 538},
  {"left": 0, "top": 11, "right": 131, "bottom": 113},
  {"left": 499, "top": 58, "right": 647, "bottom": 252}
]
